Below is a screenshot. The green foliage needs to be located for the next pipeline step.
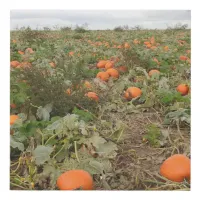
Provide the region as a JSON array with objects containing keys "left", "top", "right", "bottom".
[
  {"left": 163, "top": 108, "right": 190, "bottom": 126},
  {"left": 144, "top": 124, "right": 161, "bottom": 147},
  {"left": 72, "top": 107, "right": 94, "bottom": 122},
  {"left": 157, "top": 89, "right": 190, "bottom": 105}
]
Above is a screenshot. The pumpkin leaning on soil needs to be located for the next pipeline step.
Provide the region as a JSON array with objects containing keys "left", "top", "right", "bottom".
[
  {"left": 106, "top": 68, "right": 119, "bottom": 79},
  {"left": 124, "top": 87, "right": 142, "bottom": 100},
  {"left": 176, "top": 84, "right": 189, "bottom": 96},
  {"left": 160, "top": 154, "right": 190, "bottom": 182},
  {"left": 96, "top": 71, "right": 110, "bottom": 82},
  {"left": 57, "top": 170, "right": 94, "bottom": 190},
  {"left": 148, "top": 69, "right": 160, "bottom": 77},
  {"left": 10, "top": 115, "right": 19, "bottom": 125}
]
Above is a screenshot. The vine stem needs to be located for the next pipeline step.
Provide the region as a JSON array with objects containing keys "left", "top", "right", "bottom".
[
  {"left": 45, "top": 132, "right": 60, "bottom": 145},
  {"left": 37, "top": 129, "right": 44, "bottom": 145},
  {"left": 30, "top": 103, "right": 40, "bottom": 109},
  {"left": 74, "top": 141, "right": 80, "bottom": 163},
  {"left": 53, "top": 143, "right": 66, "bottom": 159}
]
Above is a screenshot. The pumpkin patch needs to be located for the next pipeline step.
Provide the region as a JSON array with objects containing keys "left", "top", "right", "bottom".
[{"left": 10, "top": 16, "right": 190, "bottom": 191}]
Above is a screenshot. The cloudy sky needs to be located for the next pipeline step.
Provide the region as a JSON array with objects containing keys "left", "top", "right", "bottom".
[{"left": 10, "top": 10, "right": 191, "bottom": 30}]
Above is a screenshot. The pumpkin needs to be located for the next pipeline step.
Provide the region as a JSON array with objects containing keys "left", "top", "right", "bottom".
[
  {"left": 124, "top": 87, "right": 142, "bottom": 100},
  {"left": 148, "top": 69, "right": 160, "bottom": 77},
  {"left": 69, "top": 51, "right": 74, "bottom": 56},
  {"left": 49, "top": 62, "right": 56, "bottom": 68},
  {"left": 10, "top": 61, "right": 20, "bottom": 68},
  {"left": 179, "top": 55, "right": 188, "bottom": 61},
  {"left": 10, "top": 103, "right": 17, "bottom": 109},
  {"left": 176, "top": 84, "right": 189, "bottom": 96},
  {"left": 85, "top": 92, "right": 99, "bottom": 101},
  {"left": 160, "top": 154, "right": 190, "bottom": 182},
  {"left": 57, "top": 170, "right": 94, "bottom": 190},
  {"left": 17, "top": 62, "right": 32, "bottom": 69},
  {"left": 105, "top": 61, "right": 114, "bottom": 69},
  {"left": 124, "top": 42, "right": 130, "bottom": 49},
  {"left": 10, "top": 115, "right": 19, "bottom": 125},
  {"left": 84, "top": 81, "right": 92, "bottom": 89},
  {"left": 146, "top": 44, "right": 152, "bottom": 48},
  {"left": 96, "top": 72, "right": 109, "bottom": 82},
  {"left": 97, "top": 60, "right": 108, "bottom": 68},
  {"left": 163, "top": 46, "right": 169, "bottom": 51},
  {"left": 18, "top": 51, "right": 24, "bottom": 55},
  {"left": 106, "top": 68, "right": 119, "bottom": 79},
  {"left": 65, "top": 88, "right": 71, "bottom": 95}
]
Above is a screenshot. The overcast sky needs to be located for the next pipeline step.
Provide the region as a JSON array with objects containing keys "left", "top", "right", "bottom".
[{"left": 10, "top": 10, "right": 191, "bottom": 30}]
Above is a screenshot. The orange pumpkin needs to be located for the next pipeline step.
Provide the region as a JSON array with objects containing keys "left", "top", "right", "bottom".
[
  {"left": 85, "top": 92, "right": 99, "bottom": 101},
  {"left": 18, "top": 51, "right": 24, "bottom": 55},
  {"left": 97, "top": 60, "right": 108, "bottom": 68},
  {"left": 105, "top": 61, "right": 114, "bottom": 69},
  {"left": 148, "top": 69, "right": 160, "bottom": 77},
  {"left": 176, "top": 84, "right": 189, "bottom": 96},
  {"left": 17, "top": 62, "right": 32, "bottom": 69},
  {"left": 106, "top": 68, "right": 119, "bottom": 79},
  {"left": 10, "top": 61, "right": 20, "bottom": 68},
  {"left": 124, "top": 42, "right": 130, "bottom": 49},
  {"left": 10, "top": 103, "right": 17, "bottom": 109},
  {"left": 49, "top": 62, "right": 56, "bottom": 68},
  {"left": 10, "top": 115, "right": 19, "bottom": 125},
  {"left": 57, "top": 170, "right": 94, "bottom": 190},
  {"left": 65, "top": 88, "right": 71, "bottom": 95},
  {"left": 164, "top": 46, "right": 169, "bottom": 51},
  {"left": 124, "top": 87, "right": 142, "bottom": 100},
  {"left": 96, "top": 72, "right": 109, "bottom": 82},
  {"left": 160, "top": 154, "right": 190, "bottom": 182},
  {"left": 69, "top": 51, "right": 74, "bottom": 56},
  {"left": 84, "top": 81, "right": 92, "bottom": 89},
  {"left": 144, "top": 41, "right": 150, "bottom": 45},
  {"left": 179, "top": 55, "right": 188, "bottom": 61},
  {"left": 146, "top": 44, "right": 152, "bottom": 48}
]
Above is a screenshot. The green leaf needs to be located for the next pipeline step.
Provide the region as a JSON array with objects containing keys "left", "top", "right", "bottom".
[
  {"left": 10, "top": 136, "right": 24, "bottom": 151},
  {"left": 32, "top": 145, "right": 53, "bottom": 165}
]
